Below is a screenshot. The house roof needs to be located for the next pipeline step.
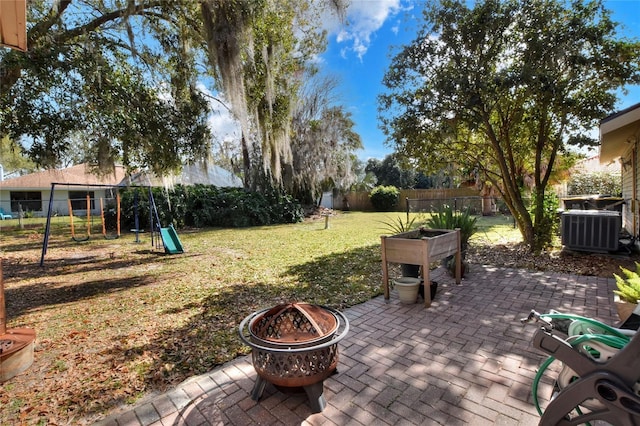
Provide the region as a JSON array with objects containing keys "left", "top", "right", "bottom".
[
  {"left": 600, "top": 102, "right": 640, "bottom": 163},
  {"left": 0, "top": 164, "right": 127, "bottom": 190},
  {"left": 0, "top": 162, "right": 243, "bottom": 191},
  {"left": 125, "top": 163, "right": 243, "bottom": 188}
]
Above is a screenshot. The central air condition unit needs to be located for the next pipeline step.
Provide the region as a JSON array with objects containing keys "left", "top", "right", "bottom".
[{"left": 561, "top": 210, "right": 621, "bottom": 252}]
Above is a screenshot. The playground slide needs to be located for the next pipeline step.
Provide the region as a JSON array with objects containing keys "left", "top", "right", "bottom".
[{"left": 160, "top": 225, "right": 184, "bottom": 254}]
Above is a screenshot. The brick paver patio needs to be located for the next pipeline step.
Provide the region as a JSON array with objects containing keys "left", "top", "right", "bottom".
[{"left": 96, "top": 264, "right": 617, "bottom": 425}]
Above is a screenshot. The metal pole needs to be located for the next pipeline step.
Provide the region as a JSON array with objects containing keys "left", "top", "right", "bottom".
[
  {"left": 39, "top": 183, "right": 56, "bottom": 266},
  {"left": 134, "top": 190, "right": 140, "bottom": 243},
  {"left": 149, "top": 187, "right": 154, "bottom": 248},
  {"left": 0, "top": 259, "right": 6, "bottom": 334}
]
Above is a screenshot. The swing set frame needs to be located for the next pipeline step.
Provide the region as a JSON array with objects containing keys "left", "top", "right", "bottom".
[{"left": 39, "top": 183, "right": 160, "bottom": 266}]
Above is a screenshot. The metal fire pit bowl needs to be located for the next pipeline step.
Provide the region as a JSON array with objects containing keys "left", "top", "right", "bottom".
[{"left": 239, "top": 303, "right": 349, "bottom": 413}]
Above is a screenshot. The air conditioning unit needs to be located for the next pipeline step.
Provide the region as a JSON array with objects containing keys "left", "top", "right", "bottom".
[{"left": 561, "top": 210, "right": 621, "bottom": 252}]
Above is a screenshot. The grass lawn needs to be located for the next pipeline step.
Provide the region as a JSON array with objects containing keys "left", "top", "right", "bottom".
[{"left": 0, "top": 211, "right": 518, "bottom": 424}]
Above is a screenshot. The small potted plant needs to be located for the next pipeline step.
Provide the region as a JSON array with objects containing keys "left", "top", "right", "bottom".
[
  {"left": 379, "top": 214, "right": 440, "bottom": 301},
  {"left": 613, "top": 263, "right": 640, "bottom": 322}
]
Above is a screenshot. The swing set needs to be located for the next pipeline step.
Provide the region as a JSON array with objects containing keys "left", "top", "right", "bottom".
[{"left": 39, "top": 182, "right": 184, "bottom": 266}]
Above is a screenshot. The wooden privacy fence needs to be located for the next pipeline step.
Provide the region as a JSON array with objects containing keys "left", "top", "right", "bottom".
[{"left": 336, "top": 188, "right": 483, "bottom": 212}]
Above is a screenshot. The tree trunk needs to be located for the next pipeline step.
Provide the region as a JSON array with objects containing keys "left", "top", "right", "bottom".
[
  {"left": 494, "top": 175, "right": 536, "bottom": 250},
  {"left": 241, "top": 133, "right": 251, "bottom": 190}
]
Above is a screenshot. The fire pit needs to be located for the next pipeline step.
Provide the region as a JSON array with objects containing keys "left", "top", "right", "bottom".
[{"left": 238, "top": 303, "right": 349, "bottom": 413}]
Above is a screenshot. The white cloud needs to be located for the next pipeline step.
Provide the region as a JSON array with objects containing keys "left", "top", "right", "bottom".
[
  {"left": 195, "top": 83, "right": 241, "bottom": 143},
  {"left": 208, "top": 105, "right": 240, "bottom": 143},
  {"left": 329, "top": 0, "right": 408, "bottom": 60}
]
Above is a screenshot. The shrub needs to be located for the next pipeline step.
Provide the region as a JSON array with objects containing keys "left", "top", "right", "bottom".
[
  {"left": 369, "top": 185, "right": 400, "bottom": 211},
  {"left": 530, "top": 191, "right": 560, "bottom": 250},
  {"left": 567, "top": 172, "right": 621, "bottom": 196},
  {"left": 120, "top": 185, "right": 303, "bottom": 229}
]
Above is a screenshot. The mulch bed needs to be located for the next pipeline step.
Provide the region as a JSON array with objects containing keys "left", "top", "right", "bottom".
[{"left": 467, "top": 242, "right": 639, "bottom": 278}]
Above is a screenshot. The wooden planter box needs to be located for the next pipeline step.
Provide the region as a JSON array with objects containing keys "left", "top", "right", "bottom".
[
  {"left": 381, "top": 228, "right": 461, "bottom": 307},
  {"left": 614, "top": 294, "right": 638, "bottom": 323}
]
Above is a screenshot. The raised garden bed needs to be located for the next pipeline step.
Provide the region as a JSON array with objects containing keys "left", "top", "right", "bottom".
[{"left": 381, "top": 228, "right": 461, "bottom": 307}]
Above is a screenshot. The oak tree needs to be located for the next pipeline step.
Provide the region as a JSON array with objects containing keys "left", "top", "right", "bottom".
[{"left": 379, "top": 0, "right": 640, "bottom": 251}]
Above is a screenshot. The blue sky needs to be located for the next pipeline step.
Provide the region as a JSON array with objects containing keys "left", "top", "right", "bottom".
[{"left": 322, "top": 0, "right": 640, "bottom": 161}]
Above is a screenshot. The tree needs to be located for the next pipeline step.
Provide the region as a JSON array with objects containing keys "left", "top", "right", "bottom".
[
  {"left": 379, "top": 0, "right": 640, "bottom": 251},
  {"left": 365, "top": 155, "right": 416, "bottom": 188},
  {"left": 349, "top": 157, "right": 378, "bottom": 192},
  {"left": 1, "top": 0, "right": 347, "bottom": 190},
  {"left": 1, "top": 1, "right": 212, "bottom": 175},
  {"left": 200, "top": 0, "right": 347, "bottom": 190},
  {"left": 285, "top": 74, "right": 362, "bottom": 204},
  {"left": 0, "top": 136, "right": 37, "bottom": 175}
]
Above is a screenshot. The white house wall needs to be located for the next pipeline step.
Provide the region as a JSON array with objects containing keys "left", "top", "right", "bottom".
[
  {"left": 621, "top": 148, "right": 636, "bottom": 236},
  {"left": 0, "top": 188, "right": 113, "bottom": 217}
]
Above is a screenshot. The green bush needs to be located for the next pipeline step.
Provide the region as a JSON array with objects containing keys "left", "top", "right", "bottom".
[
  {"left": 369, "top": 185, "right": 400, "bottom": 211},
  {"left": 120, "top": 185, "right": 303, "bottom": 229},
  {"left": 567, "top": 172, "right": 621, "bottom": 196},
  {"left": 530, "top": 191, "right": 560, "bottom": 250}
]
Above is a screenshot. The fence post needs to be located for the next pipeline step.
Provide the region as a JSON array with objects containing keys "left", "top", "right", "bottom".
[{"left": 406, "top": 197, "right": 410, "bottom": 222}]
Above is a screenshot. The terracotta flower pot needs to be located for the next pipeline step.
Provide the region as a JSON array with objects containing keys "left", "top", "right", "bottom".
[{"left": 394, "top": 277, "right": 421, "bottom": 304}]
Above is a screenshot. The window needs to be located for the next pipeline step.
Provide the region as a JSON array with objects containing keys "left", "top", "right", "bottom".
[
  {"left": 10, "top": 191, "right": 42, "bottom": 212},
  {"left": 68, "top": 191, "right": 95, "bottom": 211}
]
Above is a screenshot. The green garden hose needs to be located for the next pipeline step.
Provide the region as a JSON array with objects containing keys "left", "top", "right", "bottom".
[{"left": 530, "top": 312, "right": 633, "bottom": 423}]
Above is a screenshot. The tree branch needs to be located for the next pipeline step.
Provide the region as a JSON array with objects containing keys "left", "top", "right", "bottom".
[
  {"left": 53, "top": 1, "right": 166, "bottom": 45},
  {"left": 27, "top": 0, "right": 73, "bottom": 45}
]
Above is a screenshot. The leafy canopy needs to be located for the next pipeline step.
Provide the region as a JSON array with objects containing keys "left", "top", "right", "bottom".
[
  {"left": 378, "top": 0, "right": 640, "bottom": 251},
  {"left": 0, "top": 0, "right": 353, "bottom": 195},
  {"left": 1, "top": 0, "right": 212, "bottom": 175}
]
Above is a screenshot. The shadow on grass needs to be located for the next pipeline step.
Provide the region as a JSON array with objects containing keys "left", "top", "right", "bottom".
[
  {"left": 2, "top": 250, "right": 204, "bottom": 318},
  {"left": 58, "top": 244, "right": 386, "bottom": 419},
  {"left": 134, "top": 243, "right": 384, "bottom": 372},
  {"left": 281, "top": 244, "right": 384, "bottom": 309},
  {"left": 5, "top": 275, "right": 156, "bottom": 318},
  {"left": 2, "top": 247, "right": 197, "bottom": 280}
]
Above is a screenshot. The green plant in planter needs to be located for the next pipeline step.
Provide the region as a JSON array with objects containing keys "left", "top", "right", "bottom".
[
  {"left": 425, "top": 205, "right": 478, "bottom": 277},
  {"left": 379, "top": 215, "right": 419, "bottom": 235},
  {"left": 613, "top": 263, "right": 640, "bottom": 304},
  {"left": 379, "top": 215, "right": 424, "bottom": 278},
  {"left": 425, "top": 205, "right": 478, "bottom": 252}
]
